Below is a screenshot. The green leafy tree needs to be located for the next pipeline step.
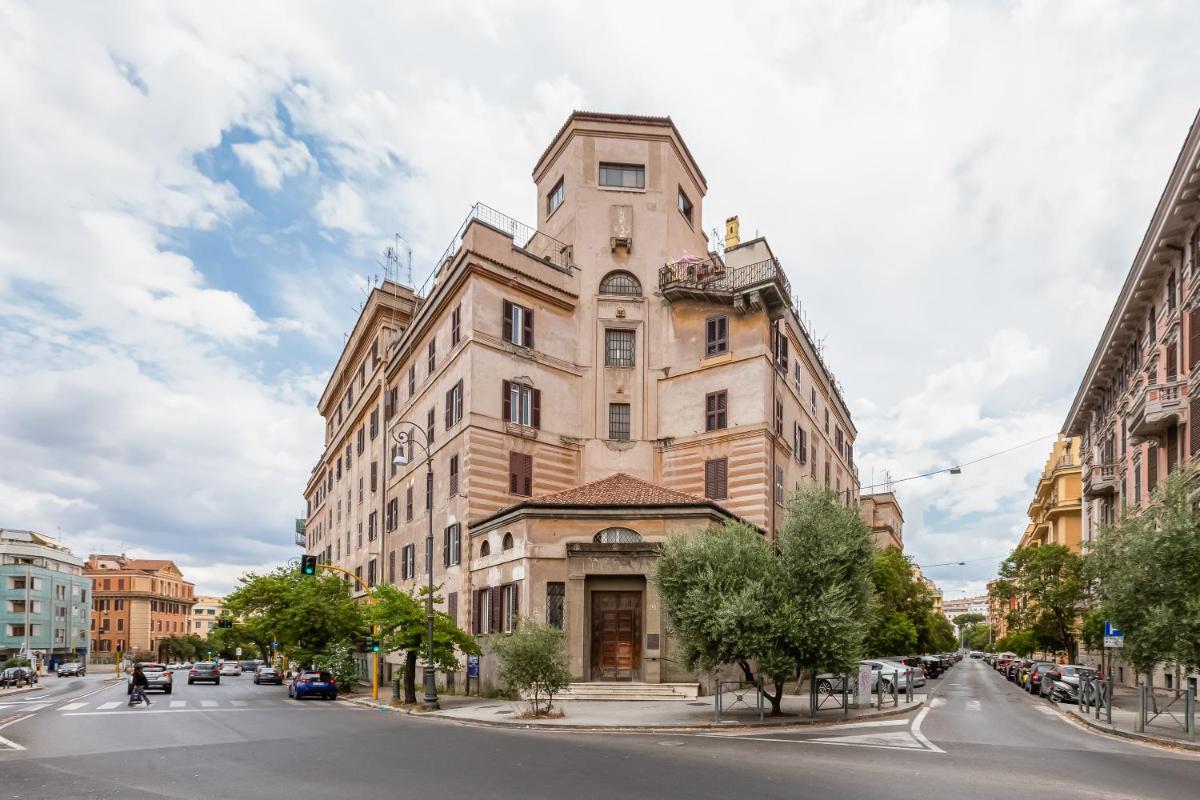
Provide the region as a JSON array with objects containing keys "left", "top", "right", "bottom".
[
  {"left": 923, "top": 612, "right": 957, "bottom": 652},
  {"left": 313, "top": 640, "right": 358, "bottom": 691},
  {"left": 367, "top": 583, "right": 480, "bottom": 705},
  {"left": 990, "top": 544, "right": 1084, "bottom": 662},
  {"left": 954, "top": 612, "right": 986, "bottom": 628},
  {"left": 491, "top": 618, "right": 572, "bottom": 716},
  {"left": 994, "top": 629, "right": 1037, "bottom": 656},
  {"left": 865, "top": 547, "right": 929, "bottom": 655},
  {"left": 966, "top": 624, "right": 991, "bottom": 651},
  {"left": 655, "top": 487, "right": 874, "bottom": 715},
  {"left": 224, "top": 567, "right": 365, "bottom": 666},
  {"left": 1086, "top": 466, "right": 1200, "bottom": 677}
]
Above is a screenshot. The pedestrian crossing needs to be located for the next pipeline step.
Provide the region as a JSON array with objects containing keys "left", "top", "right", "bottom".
[{"left": 48, "top": 697, "right": 342, "bottom": 716}]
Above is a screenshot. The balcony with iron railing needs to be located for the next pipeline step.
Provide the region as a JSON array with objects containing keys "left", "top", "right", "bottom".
[
  {"left": 658, "top": 256, "right": 792, "bottom": 313},
  {"left": 1128, "top": 378, "right": 1186, "bottom": 439},
  {"left": 1083, "top": 462, "right": 1120, "bottom": 498}
]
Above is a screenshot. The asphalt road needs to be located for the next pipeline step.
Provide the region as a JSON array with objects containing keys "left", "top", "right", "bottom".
[{"left": 0, "top": 659, "right": 1196, "bottom": 799}]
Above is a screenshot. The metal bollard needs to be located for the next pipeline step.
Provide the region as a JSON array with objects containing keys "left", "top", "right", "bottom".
[
  {"left": 876, "top": 676, "right": 883, "bottom": 708},
  {"left": 1135, "top": 684, "right": 1146, "bottom": 733},
  {"left": 1187, "top": 688, "right": 1196, "bottom": 741},
  {"left": 1106, "top": 673, "right": 1113, "bottom": 725},
  {"left": 906, "top": 669, "right": 913, "bottom": 703}
]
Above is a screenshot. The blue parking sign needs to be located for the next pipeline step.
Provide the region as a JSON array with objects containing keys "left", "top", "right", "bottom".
[{"left": 1104, "top": 621, "right": 1123, "bottom": 637}]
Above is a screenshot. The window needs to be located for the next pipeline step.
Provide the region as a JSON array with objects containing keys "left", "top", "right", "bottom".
[
  {"left": 445, "top": 380, "right": 464, "bottom": 428},
  {"left": 384, "top": 386, "right": 398, "bottom": 420},
  {"left": 388, "top": 550, "right": 395, "bottom": 583},
  {"left": 401, "top": 545, "right": 415, "bottom": 580},
  {"left": 473, "top": 587, "right": 494, "bottom": 634},
  {"left": 794, "top": 424, "right": 807, "bottom": 463},
  {"left": 367, "top": 559, "right": 376, "bottom": 588},
  {"left": 547, "top": 177, "right": 564, "bottom": 216},
  {"left": 825, "top": 459, "right": 831, "bottom": 488},
  {"left": 451, "top": 305, "right": 461, "bottom": 346},
  {"left": 385, "top": 497, "right": 396, "bottom": 531},
  {"left": 599, "top": 162, "right": 645, "bottom": 189},
  {"left": 406, "top": 486, "right": 413, "bottom": 521},
  {"left": 368, "top": 511, "right": 378, "bottom": 542},
  {"left": 509, "top": 452, "right": 533, "bottom": 496},
  {"left": 705, "top": 316, "right": 728, "bottom": 356},
  {"left": 408, "top": 366, "right": 416, "bottom": 398},
  {"left": 358, "top": 477, "right": 363, "bottom": 502},
  {"left": 502, "top": 532, "right": 514, "bottom": 551},
  {"left": 371, "top": 461, "right": 378, "bottom": 493},
  {"left": 447, "top": 591, "right": 458, "bottom": 625},
  {"left": 774, "top": 328, "right": 789, "bottom": 371},
  {"left": 479, "top": 540, "right": 491, "bottom": 558},
  {"left": 427, "top": 407, "right": 435, "bottom": 445},
  {"left": 775, "top": 465, "right": 785, "bottom": 506},
  {"left": 444, "top": 523, "right": 461, "bottom": 567},
  {"left": 705, "top": 390, "right": 728, "bottom": 431},
  {"left": 593, "top": 527, "right": 641, "bottom": 543},
  {"left": 503, "top": 380, "right": 541, "bottom": 427},
  {"left": 427, "top": 339, "right": 436, "bottom": 374},
  {"left": 346, "top": 443, "right": 353, "bottom": 468},
  {"left": 794, "top": 360, "right": 803, "bottom": 389},
  {"left": 370, "top": 408, "right": 379, "bottom": 439},
  {"left": 811, "top": 445, "right": 817, "bottom": 478},
  {"left": 605, "top": 329, "right": 635, "bottom": 367},
  {"left": 677, "top": 187, "right": 693, "bottom": 224},
  {"left": 426, "top": 470, "right": 434, "bottom": 511},
  {"left": 599, "top": 271, "right": 641, "bottom": 296},
  {"left": 609, "top": 403, "right": 631, "bottom": 441},
  {"left": 547, "top": 582, "right": 565, "bottom": 629},
  {"left": 502, "top": 300, "right": 534, "bottom": 347},
  {"left": 811, "top": 388, "right": 817, "bottom": 414},
  {"left": 704, "top": 458, "right": 728, "bottom": 500},
  {"left": 775, "top": 398, "right": 783, "bottom": 436},
  {"left": 825, "top": 408, "right": 830, "bottom": 434},
  {"left": 449, "top": 455, "right": 459, "bottom": 496}
]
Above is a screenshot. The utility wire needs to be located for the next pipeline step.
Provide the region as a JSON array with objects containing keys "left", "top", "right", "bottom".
[{"left": 860, "top": 432, "right": 1057, "bottom": 492}]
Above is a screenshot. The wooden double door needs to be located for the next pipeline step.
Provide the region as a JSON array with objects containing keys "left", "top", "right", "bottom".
[{"left": 590, "top": 591, "right": 642, "bottom": 681}]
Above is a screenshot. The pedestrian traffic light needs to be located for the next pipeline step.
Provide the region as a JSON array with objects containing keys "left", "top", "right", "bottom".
[
  {"left": 371, "top": 638, "right": 380, "bottom": 653},
  {"left": 300, "top": 554, "right": 318, "bottom": 576},
  {"left": 217, "top": 618, "right": 233, "bottom": 629}
]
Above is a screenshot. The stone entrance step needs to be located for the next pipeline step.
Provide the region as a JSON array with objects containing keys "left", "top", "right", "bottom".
[{"left": 555, "top": 682, "right": 700, "bottom": 701}]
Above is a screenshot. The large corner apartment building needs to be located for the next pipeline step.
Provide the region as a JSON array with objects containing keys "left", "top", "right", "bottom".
[{"left": 301, "top": 112, "right": 859, "bottom": 688}]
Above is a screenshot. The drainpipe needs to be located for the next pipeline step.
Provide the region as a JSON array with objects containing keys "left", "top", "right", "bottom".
[{"left": 770, "top": 319, "right": 780, "bottom": 541}]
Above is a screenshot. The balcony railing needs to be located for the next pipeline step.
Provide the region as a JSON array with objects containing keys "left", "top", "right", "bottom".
[
  {"left": 658, "top": 256, "right": 792, "bottom": 299},
  {"left": 1128, "top": 378, "right": 1186, "bottom": 439},
  {"left": 1083, "top": 462, "right": 1119, "bottom": 498},
  {"left": 294, "top": 532, "right": 307, "bottom": 548},
  {"left": 430, "top": 203, "right": 574, "bottom": 284}
]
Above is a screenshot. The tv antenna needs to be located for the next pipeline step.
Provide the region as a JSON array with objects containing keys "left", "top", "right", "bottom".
[{"left": 380, "top": 234, "right": 413, "bottom": 287}]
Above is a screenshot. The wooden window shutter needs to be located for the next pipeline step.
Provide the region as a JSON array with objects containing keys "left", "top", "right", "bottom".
[
  {"left": 490, "top": 586, "right": 503, "bottom": 633},
  {"left": 502, "top": 300, "right": 513, "bottom": 342},
  {"left": 531, "top": 388, "right": 541, "bottom": 428},
  {"left": 1167, "top": 341, "right": 1178, "bottom": 381},
  {"left": 523, "top": 307, "right": 534, "bottom": 348},
  {"left": 443, "top": 527, "right": 451, "bottom": 568},
  {"left": 502, "top": 380, "right": 511, "bottom": 422},
  {"left": 445, "top": 387, "right": 453, "bottom": 428},
  {"left": 704, "top": 458, "right": 728, "bottom": 500},
  {"left": 1167, "top": 424, "right": 1179, "bottom": 473},
  {"left": 509, "top": 452, "right": 520, "bottom": 494},
  {"left": 1192, "top": 398, "right": 1200, "bottom": 455},
  {"left": 1190, "top": 308, "right": 1200, "bottom": 370},
  {"left": 510, "top": 582, "right": 519, "bottom": 621},
  {"left": 472, "top": 590, "right": 482, "bottom": 634},
  {"left": 1147, "top": 446, "right": 1158, "bottom": 493}
]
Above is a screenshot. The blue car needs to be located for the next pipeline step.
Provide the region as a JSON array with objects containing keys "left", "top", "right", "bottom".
[{"left": 288, "top": 670, "right": 337, "bottom": 701}]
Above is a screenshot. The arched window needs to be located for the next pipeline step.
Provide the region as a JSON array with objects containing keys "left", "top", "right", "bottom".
[
  {"left": 479, "top": 541, "right": 490, "bottom": 557},
  {"left": 502, "top": 532, "right": 514, "bottom": 551},
  {"left": 599, "top": 271, "right": 642, "bottom": 296},
  {"left": 593, "top": 527, "right": 642, "bottom": 544}
]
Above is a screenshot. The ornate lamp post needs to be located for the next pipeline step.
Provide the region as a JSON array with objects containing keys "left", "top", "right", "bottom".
[{"left": 390, "top": 420, "right": 439, "bottom": 710}]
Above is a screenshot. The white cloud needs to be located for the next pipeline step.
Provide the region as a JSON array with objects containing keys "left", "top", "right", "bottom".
[
  {"left": 315, "top": 182, "right": 374, "bottom": 236},
  {"left": 233, "top": 136, "right": 315, "bottom": 189}
]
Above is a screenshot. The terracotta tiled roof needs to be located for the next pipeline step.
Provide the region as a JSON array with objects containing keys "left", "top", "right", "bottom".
[{"left": 525, "top": 473, "right": 707, "bottom": 507}]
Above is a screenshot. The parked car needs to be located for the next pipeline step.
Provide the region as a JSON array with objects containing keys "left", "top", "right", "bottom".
[
  {"left": 127, "top": 662, "right": 172, "bottom": 694},
  {"left": 1, "top": 666, "right": 37, "bottom": 687},
  {"left": 220, "top": 661, "right": 243, "bottom": 677},
  {"left": 1026, "top": 661, "right": 1058, "bottom": 694},
  {"left": 1041, "top": 665, "right": 1084, "bottom": 701},
  {"left": 995, "top": 652, "right": 1018, "bottom": 671},
  {"left": 288, "top": 670, "right": 337, "bottom": 700},
  {"left": 253, "top": 665, "right": 283, "bottom": 685},
  {"left": 970, "top": 651, "right": 984, "bottom": 659},
  {"left": 894, "top": 656, "right": 925, "bottom": 676},
  {"left": 239, "top": 660, "right": 258, "bottom": 673},
  {"left": 56, "top": 662, "right": 85, "bottom": 677},
  {"left": 188, "top": 661, "right": 221, "bottom": 685},
  {"left": 870, "top": 659, "right": 927, "bottom": 693},
  {"left": 920, "top": 655, "right": 944, "bottom": 678}
]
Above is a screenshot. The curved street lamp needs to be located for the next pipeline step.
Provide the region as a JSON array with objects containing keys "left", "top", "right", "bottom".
[{"left": 390, "top": 420, "right": 440, "bottom": 711}]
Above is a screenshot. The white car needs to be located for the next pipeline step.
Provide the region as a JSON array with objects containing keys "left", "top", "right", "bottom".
[
  {"left": 869, "top": 659, "right": 927, "bottom": 692},
  {"left": 219, "top": 662, "right": 242, "bottom": 676}
]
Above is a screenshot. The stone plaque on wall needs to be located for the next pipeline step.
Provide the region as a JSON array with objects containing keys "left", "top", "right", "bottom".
[{"left": 645, "top": 633, "right": 660, "bottom": 651}]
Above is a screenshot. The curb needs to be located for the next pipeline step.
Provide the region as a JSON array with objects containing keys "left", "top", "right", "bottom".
[
  {"left": 1062, "top": 707, "right": 1200, "bottom": 753},
  {"left": 0, "top": 684, "right": 41, "bottom": 700},
  {"left": 341, "top": 695, "right": 923, "bottom": 733}
]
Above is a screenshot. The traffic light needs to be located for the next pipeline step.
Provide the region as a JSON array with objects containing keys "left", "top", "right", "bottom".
[
  {"left": 300, "top": 555, "right": 318, "bottom": 576},
  {"left": 365, "top": 636, "right": 380, "bottom": 653},
  {"left": 217, "top": 618, "right": 233, "bottom": 629}
]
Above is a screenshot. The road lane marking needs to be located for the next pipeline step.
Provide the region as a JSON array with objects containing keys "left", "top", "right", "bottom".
[
  {"left": 0, "top": 713, "right": 34, "bottom": 751},
  {"left": 61, "top": 707, "right": 326, "bottom": 717},
  {"left": 97, "top": 701, "right": 121, "bottom": 710},
  {"left": 230, "top": 700, "right": 247, "bottom": 707},
  {"left": 170, "top": 700, "right": 186, "bottom": 708},
  {"left": 910, "top": 707, "right": 945, "bottom": 754},
  {"left": 200, "top": 700, "right": 218, "bottom": 708},
  {"left": 723, "top": 718, "right": 908, "bottom": 736},
  {"left": 966, "top": 700, "right": 981, "bottom": 711},
  {"left": 58, "top": 702, "right": 87, "bottom": 711}
]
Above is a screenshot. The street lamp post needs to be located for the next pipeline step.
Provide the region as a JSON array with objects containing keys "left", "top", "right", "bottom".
[{"left": 390, "top": 421, "right": 440, "bottom": 711}]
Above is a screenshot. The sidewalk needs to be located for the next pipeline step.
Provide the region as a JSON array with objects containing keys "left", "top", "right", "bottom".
[
  {"left": 1056, "top": 685, "right": 1199, "bottom": 752},
  {"left": 344, "top": 689, "right": 924, "bottom": 731}
]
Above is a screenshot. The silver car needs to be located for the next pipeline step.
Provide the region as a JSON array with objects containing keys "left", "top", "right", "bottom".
[{"left": 127, "top": 662, "right": 173, "bottom": 695}]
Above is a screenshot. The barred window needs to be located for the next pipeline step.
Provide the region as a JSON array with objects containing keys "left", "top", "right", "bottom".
[
  {"left": 593, "top": 527, "right": 641, "bottom": 543},
  {"left": 609, "top": 403, "right": 631, "bottom": 441},
  {"left": 599, "top": 271, "right": 641, "bottom": 296},
  {"left": 605, "top": 329, "right": 635, "bottom": 367},
  {"left": 547, "top": 582, "right": 565, "bottom": 629}
]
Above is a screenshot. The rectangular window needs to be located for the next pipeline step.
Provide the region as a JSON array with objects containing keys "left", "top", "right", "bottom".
[
  {"left": 811, "top": 445, "right": 817, "bottom": 479},
  {"left": 406, "top": 486, "right": 413, "bottom": 521},
  {"left": 705, "top": 316, "right": 728, "bottom": 356},
  {"left": 346, "top": 444, "right": 352, "bottom": 469},
  {"left": 775, "top": 465, "right": 785, "bottom": 506},
  {"left": 599, "top": 162, "right": 645, "bottom": 189},
  {"left": 358, "top": 476, "right": 364, "bottom": 502},
  {"left": 609, "top": 403, "right": 631, "bottom": 441},
  {"left": 794, "top": 360, "right": 802, "bottom": 390},
  {"left": 449, "top": 455, "right": 459, "bottom": 496},
  {"left": 547, "top": 582, "right": 565, "bottom": 629},
  {"left": 677, "top": 187, "right": 693, "bottom": 224},
  {"left": 502, "top": 380, "right": 541, "bottom": 428},
  {"left": 811, "top": 388, "right": 817, "bottom": 414},
  {"left": 402, "top": 545, "right": 415, "bottom": 580},
  {"left": 605, "top": 329, "right": 635, "bottom": 367},
  {"left": 774, "top": 398, "right": 783, "bottom": 437},
  {"left": 502, "top": 583, "right": 519, "bottom": 633},
  {"left": 367, "top": 559, "right": 376, "bottom": 588},
  {"left": 426, "top": 470, "right": 434, "bottom": 511},
  {"left": 386, "top": 498, "right": 398, "bottom": 531},
  {"left": 704, "top": 458, "right": 728, "bottom": 500},
  {"left": 428, "top": 339, "right": 436, "bottom": 373},
  {"left": 547, "top": 177, "right": 564, "bottom": 216},
  {"left": 408, "top": 366, "right": 416, "bottom": 398},
  {"left": 371, "top": 461, "right": 378, "bottom": 493},
  {"left": 774, "top": 328, "right": 789, "bottom": 371},
  {"left": 357, "top": 427, "right": 365, "bottom": 455},
  {"left": 705, "top": 390, "right": 728, "bottom": 431},
  {"left": 835, "top": 427, "right": 844, "bottom": 456},
  {"left": 368, "top": 511, "right": 378, "bottom": 542},
  {"left": 502, "top": 300, "right": 534, "bottom": 348},
  {"left": 795, "top": 424, "right": 807, "bottom": 463},
  {"left": 445, "top": 380, "right": 464, "bottom": 428},
  {"left": 451, "top": 305, "right": 461, "bottom": 346},
  {"left": 443, "top": 523, "right": 461, "bottom": 567},
  {"left": 509, "top": 452, "right": 533, "bottom": 496},
  {"left": 427, "top": 407, "right": 435, "bottom": 445},
  {"left": 474, "top": 588, "right": 492, "bottom": 634},
  {"left": 370, "top": 408, "right": 379, "bottom": 439}
]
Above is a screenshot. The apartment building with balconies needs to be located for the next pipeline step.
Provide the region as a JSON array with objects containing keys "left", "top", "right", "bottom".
[
  {"left": 1064, "top": 108, "right": 1200, "bottom": 543},
  {"left": 1017, "top": 434, "right": 1082, "bottom": 553},
  {"left": 1, "top": 529, "right": 91, "bottom": 666},
  {"left": 85, "top": 555, "right": 195, "bottom": 659},
  {"left": 301, "top": 112, "right": 860, "bottom": 690}
]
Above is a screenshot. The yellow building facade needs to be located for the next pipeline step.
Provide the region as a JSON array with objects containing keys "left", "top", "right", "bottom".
[{"left": 1018, "top": 435, "right": 1082, "bottom": 553}]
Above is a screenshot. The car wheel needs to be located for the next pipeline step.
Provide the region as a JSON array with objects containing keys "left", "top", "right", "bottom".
[
  {"left": 817, "top": 678, "right": 834, "bottom": 695},
  {"left": 164, "top": 686, "right": 172, "bottom": 695},
  {"left": 188, "top": 679, "right": 194, "bottom": 685}
]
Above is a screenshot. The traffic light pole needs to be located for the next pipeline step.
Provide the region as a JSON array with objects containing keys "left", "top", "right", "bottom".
[{"left": 311, "top": 563, "right": 379, "bottom": 702}]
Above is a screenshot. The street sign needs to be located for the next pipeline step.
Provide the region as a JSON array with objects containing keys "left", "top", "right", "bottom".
[
  {"left": 467, "top": 655, "right": 480, "bottom": 678},
  {"left": 1103, "top": 621, "right": 1124, "bottom": 637},
  {"left": 235, "top": 647, "right": 242, "bottom": 657},
  {"left": 1103, "top": 635, "right": 1124, "bottom": 648}
]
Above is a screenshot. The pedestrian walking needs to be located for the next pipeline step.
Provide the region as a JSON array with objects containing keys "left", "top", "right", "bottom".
[{"left": 129, "top": 663, "right": 151, "bottom": 707}]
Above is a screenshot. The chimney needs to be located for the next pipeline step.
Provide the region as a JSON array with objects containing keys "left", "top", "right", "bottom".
[{"left": 724, "top": 216, "right": 741, "bottom": 248}]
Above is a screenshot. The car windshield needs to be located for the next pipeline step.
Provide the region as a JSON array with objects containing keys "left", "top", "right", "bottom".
[{"left": 1060, "top": 666, "right": 1080, "bottom": 677}]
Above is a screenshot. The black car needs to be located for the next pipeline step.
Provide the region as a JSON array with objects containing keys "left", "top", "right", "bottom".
[
  {"left": 920, "top": 656, "right": 943, "bottom": 678},
  {"left": 57, "top": 662, "right": 86, "bottom": 677},
  {"left": 1, "top": 666, "right": 38, "bottom": 687},
  {"left": 1026, "top": 661, "right": 1057, "bottom": 694}
]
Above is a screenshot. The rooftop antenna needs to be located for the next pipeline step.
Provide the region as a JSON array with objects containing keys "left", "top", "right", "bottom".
[{"left": 381, "top": 234, "right": 413, "bottom": 287}]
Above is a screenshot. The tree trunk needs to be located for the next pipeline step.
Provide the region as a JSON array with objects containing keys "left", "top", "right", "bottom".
[
  {"left": 763, "top": 679, "right": 784, "bottom": 716},
  {"left": 403, "top": 650, "right": 418, "bottom": 704}
]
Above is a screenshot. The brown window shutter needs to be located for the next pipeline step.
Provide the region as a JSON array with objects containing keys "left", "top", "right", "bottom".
[
  {"left": 490, "top": 586, "right": 503, "bottom": 633},
  {"left": 509, "top": 452, "right": 519, "bottom": 493},
  {"left": 523, "top": 308, "right": 534, "bottom": 348},
  {"left": 502, "top": 300, "right": 513, "bottom": 342},
  {"left": 443, "top": 527, "right": 450, "bottom": 568},
  {"left": 510, "top": 582, "right": 519, "bottom": 621},
  {"left": 1167, "top": 341, "right": 1178, "bottom": 381},
  {"left": 1190, "top": 308, "right": 1200, "bottom": 370},
  {"left": 521, "top": 454, "right": 533, "bottom": 496},
  {"left": 472, "top": 590, "right": 482, "bottom": 634},
  {"left": 1147, "top": 446, "right": 1158, "bottom": 493},
  {"left": 1167, "top": 424, "right": 1180, "bottom": 473},
  {"left": 445, "top": 388, "right": 453, "bottom": 428},
  {"left": 531, "top": 389, "right": 541, "bottom": 428},
  {"left": 502, "top": 380, "right": 511, "bottom": 422}
]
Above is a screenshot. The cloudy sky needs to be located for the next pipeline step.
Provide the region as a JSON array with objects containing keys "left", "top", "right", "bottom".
[{"left": 1, "top": 1, "right": 1197, "bottom": 597}]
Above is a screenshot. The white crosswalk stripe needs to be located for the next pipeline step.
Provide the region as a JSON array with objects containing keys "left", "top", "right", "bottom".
[
  {"left": 56, "top": 696, "right": 341, "bottom": 716},
  {"left": 229, "top": 700, "right": 247, "bottom": 707},
  {"left": 97, "top": 701, "right": 121, "bottom": 710},
  {"left": 58, "top": 702, "right": 87, "bottom": 711},
  {"left": 200, "top": 700, "right": 218, "bottom": 708},
  {"left": 170, "top": 700, "right": 187, "bottom": 709}
]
